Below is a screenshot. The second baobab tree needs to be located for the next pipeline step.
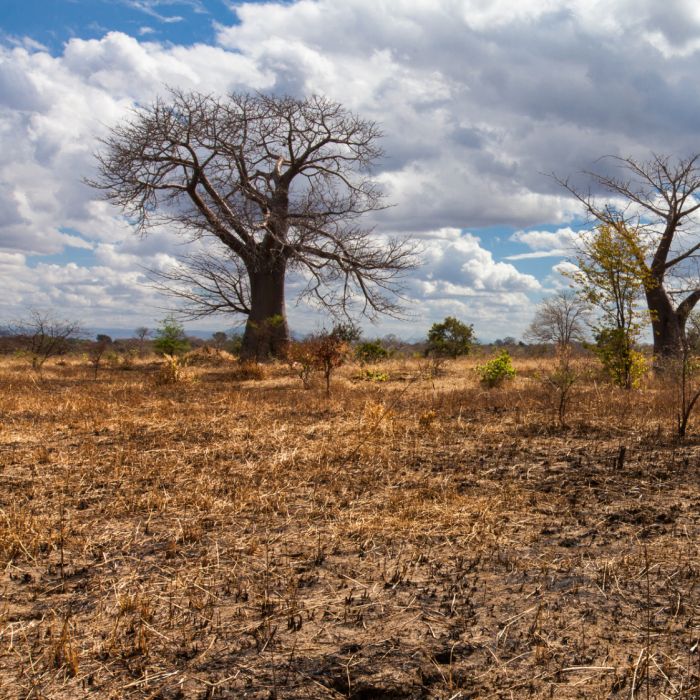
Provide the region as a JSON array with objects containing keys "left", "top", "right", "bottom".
[{"left": 90, "top": 91, "right": 415, "bottom": 360}]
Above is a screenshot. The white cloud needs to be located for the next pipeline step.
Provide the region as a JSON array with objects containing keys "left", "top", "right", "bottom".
[
  {"left": 424, "top": 233, "right": 540, "bottom": 292},
  {"left": 550, "top": 260, "right": 581, "bottom": 285},
  {"left": 3, "top": 0, "right": 700, "bottom": 334},
  {"left": 507, "top": 227, "right": 581, "bottom": 259},
  {"left": 381, "top": 229, "right": 542, "bottom": 338},
  {"left": 122, "top": 0, "right": 206, "bottom": 23}
]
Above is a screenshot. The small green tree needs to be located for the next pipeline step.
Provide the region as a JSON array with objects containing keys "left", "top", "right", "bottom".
[
  {"left": 570, "top": 223, "right": 650, "bottom": 389},
  {"left": 330, "top": 321, "right": 362, "bottom": 344},
  {"left": 153, "top": 316, "right": 190, "bottom": 357},
  {"left": 426, "top": 317, "right": 475, "bottom": 358}
]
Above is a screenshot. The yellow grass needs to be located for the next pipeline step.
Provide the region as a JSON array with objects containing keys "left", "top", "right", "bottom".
[{"left": 0, "top": 354, "right": 699, "bottom": 698}]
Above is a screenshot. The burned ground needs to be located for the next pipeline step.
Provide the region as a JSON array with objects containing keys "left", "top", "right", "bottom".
[{"left": 1, "top": 357, "right": 700, "bottom": 698}]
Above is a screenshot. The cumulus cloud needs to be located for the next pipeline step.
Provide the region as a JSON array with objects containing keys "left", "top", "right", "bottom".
[
  {"left": 3, "top": 0, "right": 700, "bottom": 334},
  {"left": 423, "top": 231, "right": 540, "bottom": 292},
  {"left": 379, "top": 229, "right": 543, "bottom": 338},
  {"left": 507, "top": 227, "right": 582, "bottom": 260}
]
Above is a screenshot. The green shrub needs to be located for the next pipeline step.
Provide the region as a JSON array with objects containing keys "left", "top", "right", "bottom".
[
  {"left": 105, "top": 350, "right": 121, "bottom": 368},
  {"left": 355, "top": 341, "right": 389, "bottom": 364},
  {"left": 356, "top": 368, "right": 389, "bottom": 382},
  {"left": 476, "top": 350, "right": 516, "bottom": 387},
  {"left": 590, "top": 327, "right": 646, "bottom": 389},
  {"left": 226, "top": 334, "right": 243, "bottom": 356},
  {"left": 426, "top": 317, "right": 474, "bottom": 358}
]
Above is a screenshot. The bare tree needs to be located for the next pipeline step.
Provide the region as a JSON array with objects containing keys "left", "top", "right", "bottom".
[
  {"left": 90, "top": 90, "right": 416, "bottom": 360},
  {"left": 525, "top": 290, "right": 588, "bottom": 347},
  {"left": 557, "top": 154, "right": 700, "bottom": 358},
  {"left": 134, "top": 326, "right": 151, "bottom": 356},
  {"left": 88, "top": 336, "right": 110, "bottom": 379},
  {"left": 10, "top": 310, "right": 81, "bottom": 373}
]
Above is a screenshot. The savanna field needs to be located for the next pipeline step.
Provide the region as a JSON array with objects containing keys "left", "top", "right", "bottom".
[{"left": 3, "top": 352, "right": 700, "bottom": 699}]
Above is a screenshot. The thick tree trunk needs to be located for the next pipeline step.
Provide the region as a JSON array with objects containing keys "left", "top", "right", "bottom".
[
  {"left": 240, "top": 262, "right": 289, "bottom": 361},
  {"left": 646, "top": 285, "right": 684, "bottom": 359}
]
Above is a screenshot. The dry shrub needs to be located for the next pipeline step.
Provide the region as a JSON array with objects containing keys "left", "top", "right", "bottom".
[
  {"left": 418, "top": 354, "right": 447, "bottom": 378},
  {"left": 48, "top": 615, "right": 79, "bottom": 678},
  {"left": 362, "top": 400, "right": 395, "bottom": 436},
  {"left": 287, "top": 340, "right": 318, "bottom": 388},
  {"left": 287, "top": 333, "right": 350, "bottom": 395},
  {"left": 154, "top": 354, "right": 188, "bottom": 385},
  {"left": 0, "top": 503, "right": 54, "bottom": 565},
  {"left": 103, "top": 590, "right": 155, "bottom": 659},
  {"left": 184, "top": 346, "right": 236, "bottom": 367},
  {"left": 118, "top": 348, "right": 138, "bottom": 370},
  {"left": 231, "top": 360, "right": 267, "bottom": 381},
  {"left": 537, "top": 344, "right": 583, "bottom": 428},
  {"left": 417, "top": 409, "right": 437, "bottom": 429}
]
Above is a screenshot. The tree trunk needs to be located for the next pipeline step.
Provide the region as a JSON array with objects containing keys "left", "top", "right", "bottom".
[
  {"left": 646, "top": 285, "right": 684, "bottom": 359},
  {"left": 240, "top": 261, "right": 289, "bottom": 361}
]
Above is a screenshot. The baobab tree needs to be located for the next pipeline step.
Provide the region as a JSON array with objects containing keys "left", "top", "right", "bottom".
[
  {"left": 90, "top": 91, "right": 415, "bottom": 359},
  {"left": 557, "top": 154, "right": 700, "bottom": 358}
]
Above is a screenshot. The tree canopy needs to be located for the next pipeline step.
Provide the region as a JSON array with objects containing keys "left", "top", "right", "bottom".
[
  {"left": 90, "top": 90, "right": 415, "bottom": 359},
  {"left": 426, "top": 316, "right": 475, "bottom": 358}
]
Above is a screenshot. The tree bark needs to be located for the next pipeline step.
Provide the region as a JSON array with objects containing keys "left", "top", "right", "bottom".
[
  {"left": 646, "top": 284, "right": 684, "bottom": 358},
  {"left": 240, "top": 261, "right": 289, "bottom": 361}
]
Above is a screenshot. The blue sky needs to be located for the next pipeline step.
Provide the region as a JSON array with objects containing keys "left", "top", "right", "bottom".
[
  {"left": 2, "top": 0, "right": 699, "bottom": 339},
  {"left": 2, "top": 1, "right": 239, "bottom": 52}
]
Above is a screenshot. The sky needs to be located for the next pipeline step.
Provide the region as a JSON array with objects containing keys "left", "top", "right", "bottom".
[{"left": 2, "top": 0, "right": 700, "bottom": 340}]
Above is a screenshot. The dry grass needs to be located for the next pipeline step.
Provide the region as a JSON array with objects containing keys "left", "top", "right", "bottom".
[{"left": 1, "top": 354, "right": 700, "bottom": 698}]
